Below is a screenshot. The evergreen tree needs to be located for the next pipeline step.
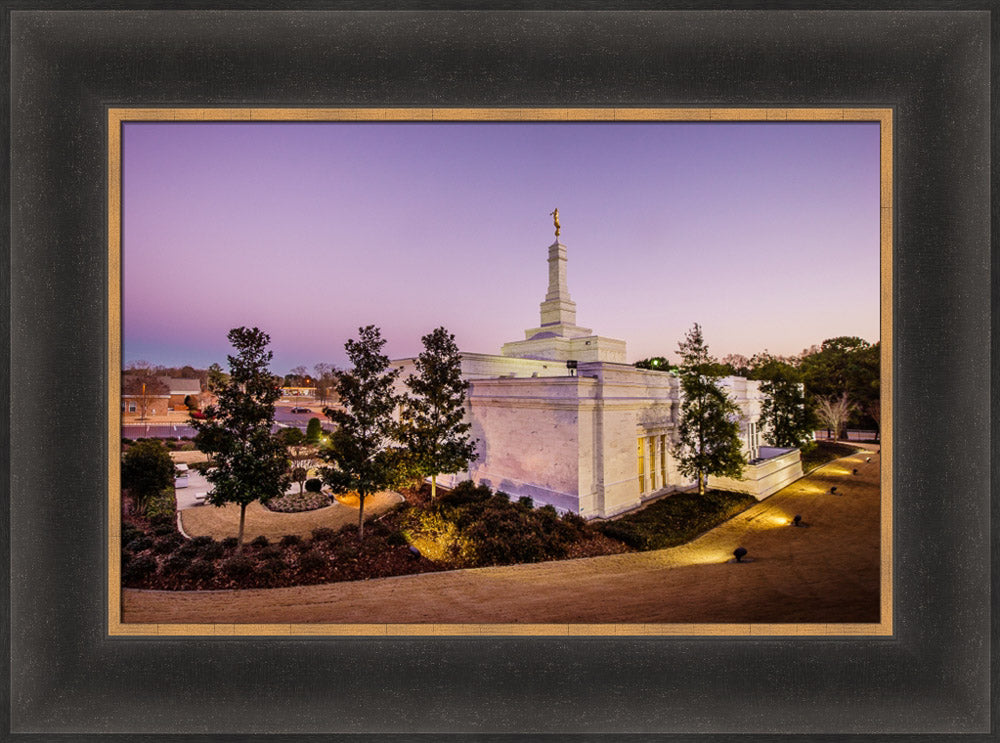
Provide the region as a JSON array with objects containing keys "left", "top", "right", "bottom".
[
  {"left": 319, "top": 325, "right": 404, "bottom": 540},
  {"left": 672, "top": 323, "right": 747, "bottom": 494},
  {"left": 305, "top": 416, "right": 323, "bottom": 444},
  {"left": 190, "top": 327, "right": 289, "bottom": 551},
  {"left": 121, "top": 440, "right": 175, "bottom": 515},
  {"left": 754, "top": 359, "right": 815, "bottom": 449},
  {"left": 401, "top": 327, "right": 478, "bottom": 499}
]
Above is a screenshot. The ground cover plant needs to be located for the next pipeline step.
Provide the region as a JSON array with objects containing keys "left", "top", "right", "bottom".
[
  {"left": 799, "top": 440, "right": 864, "bottom": 472},
  {"left": 598, "top": 490, "right": 757, "bottom": 551},
  {"left": 263, "top": 491, "right": 331, "bottom": 513}
]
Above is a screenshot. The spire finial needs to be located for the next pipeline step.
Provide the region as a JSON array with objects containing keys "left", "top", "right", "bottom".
[{"left": 549, "top": 208, "right": 560, "bottom": 238}]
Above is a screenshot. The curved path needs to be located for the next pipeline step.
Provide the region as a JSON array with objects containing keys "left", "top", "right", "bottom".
[{"left": 123, "top": 445, "right": 882, "bottom": 628}]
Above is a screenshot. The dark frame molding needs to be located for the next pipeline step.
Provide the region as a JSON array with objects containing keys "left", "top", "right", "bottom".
[{"left": 5, "top": 5, "right": 994, "bottom": 739}]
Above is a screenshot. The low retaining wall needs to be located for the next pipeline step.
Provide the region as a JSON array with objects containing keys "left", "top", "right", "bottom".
[{"left": 709, "top": 447, "right": 804, "bottom": 500}]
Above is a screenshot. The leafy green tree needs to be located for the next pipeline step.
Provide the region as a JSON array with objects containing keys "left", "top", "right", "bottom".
[
  {"left": 190, "top": 327, "right": 290, "bottom": 551},
  {"left": 672, "top": 324, "right": 747, "bottom": 494},
  {"left": 206, "top": 362, "right": 229, "bottom": 393},
  {"left": 634, "top": 356, "right": 674, "bottom": 371},
  {"left": 400, "top": 327, "right": 478, "bottom": 499},
  {"left": 305, "top": 417, "right": 323, "bottom": 444},
  {"left": 122, "top": 440, "right": 175, "bottom": 515},
  {"left": 319, "top": 325, "right": 405, "bottom": 540},
  {"left": 754, "top": 359, "right": 815, "bottom": 448}
]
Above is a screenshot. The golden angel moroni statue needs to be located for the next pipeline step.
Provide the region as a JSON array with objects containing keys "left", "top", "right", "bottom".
[{"left": 550, "top": 208, "right": 561, "bottom": 237}]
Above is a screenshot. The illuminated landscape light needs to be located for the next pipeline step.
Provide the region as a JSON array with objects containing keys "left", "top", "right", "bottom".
[
  {"left": 733, "top": 547, "right": 748, "bottom": 563},
  {"left": 830, "top": 486, "right": 838, "bottom": 494},
  {"left": 792, "top": 514, "right": 802, "bottom": 527}
]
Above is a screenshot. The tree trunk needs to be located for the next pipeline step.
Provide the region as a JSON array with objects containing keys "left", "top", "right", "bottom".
[
  {"left": 237, "top": 503, "right": 247, "bottom": 552},
  {"left": 698, "top": 471, "right": 705, "bottom": 495},
  {"left": 357, "top": 494, "right": 365, "bottom": 540},
  {"left": 431, "top": 474, "right": 437, "bottom": 500}
]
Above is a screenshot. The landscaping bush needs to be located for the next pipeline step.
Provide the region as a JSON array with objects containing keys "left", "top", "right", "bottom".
[
  {"left": 311, "top": 527, "right": 336, "bottom": 542},
  {"left": 386, "top": 531, "right": 409, "bottom": 547},
  {"left": 190, "top": 535, "right": 215, "bottom": 548},
  {"left": 192, "top": 541, "right": 223, "bottom": 561},
  {"left": 222, "top": 555, "right": 255, "bottom": 579},
  {"left": 125, "top": 535, "right": 153, "bottom": 553},
  {"left": 163, "top": 554, "right": 192, "bottom": 574},
  {"left": 438, "top": 480, "right": 492, "bottom": 508},
  {"left": 124, "top": 554, "right": 157, "bottom": 582},
  {"left": 250, "top": 535, "right": 270, "bottom": 548},
  {"left": 264, "top": 491, "right": 329, "bottom": 513},
  {"left": 305, "top": 417, "right": 323, "bottom": 444},
  {"left": 151, "top": 522, "right": 175, "bottom": 537},
  {"left": 176, "top": 539, "right": 204, "bottom": 559},
  {"left": 298, "top": 550, "right": 327, "bottom": 572},
  {"left": 122, "top": 522, "right": 143, "bottom": 544},
  {"left": 517, "top": 496, "right": 534, "bottom": 509},
  {"left": 599, "top": 490, "right": 756, "bottom": 551},
  {"left": 221, "top": 537, "right": 239, "bottom": 550},
  {"left": 280, "top": 534, "right": 303, "bottom": 548},
  {"left": 258, "top": 557, "right": 287, "bottom": 582},
  {"left": 189, "top": 461, "right": 212, "bottom": 474},
  {"left": 187, "top": 559, "right": 216, "bottom": 580},
  {"left": 152, "top": 534, "right": 183, "bottom": 555},
  {"left": 259, "top": 545, "right": 283, "bottom": 560},
  {"left": 305, "top": 478, "right": 323, "bottom": 493}
]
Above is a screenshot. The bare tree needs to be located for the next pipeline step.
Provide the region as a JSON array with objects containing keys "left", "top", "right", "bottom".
[
  {"left": 123, "top": 361, "right": 168, "bottom": 420},
  {"left": 865, "top": 399, "right": 881, "bottom": 442},
  {"left": 815, "top": 392, "right": 855, "bottom": 440}
]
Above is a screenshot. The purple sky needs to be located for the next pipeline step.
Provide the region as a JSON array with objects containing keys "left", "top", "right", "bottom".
[{"left": 122, "top": 121, "right": 880, "bottom": 374}]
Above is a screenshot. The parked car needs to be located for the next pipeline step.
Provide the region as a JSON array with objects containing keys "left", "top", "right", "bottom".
[{"left": 290, "top": 407, "right": 312, "bottom": 414}]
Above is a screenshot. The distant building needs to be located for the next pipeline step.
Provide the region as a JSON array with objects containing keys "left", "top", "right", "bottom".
[
  {"left": 393, "top": 231, "right": 803, "bottom": 518},
  {"left": 121, "top": 376, "right": 202, "bottom": 420}
]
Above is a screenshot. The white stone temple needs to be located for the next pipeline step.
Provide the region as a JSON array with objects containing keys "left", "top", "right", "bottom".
[{"left": 393, "top": 223, "right": 804, "bottom": 519}]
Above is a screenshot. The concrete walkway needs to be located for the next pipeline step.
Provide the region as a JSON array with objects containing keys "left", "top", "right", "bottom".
[{"left": 123, "top": 445, "right": 882, "bottom": 627}]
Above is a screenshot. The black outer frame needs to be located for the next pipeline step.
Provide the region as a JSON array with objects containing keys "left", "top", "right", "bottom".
[{"left": 4, "top": 4, "right": 994, "bottom": 741}]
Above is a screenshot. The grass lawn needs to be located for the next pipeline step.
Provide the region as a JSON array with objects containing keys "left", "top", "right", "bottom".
[
  {"left": 800, "top": 440, "right": 865, "bottom": 472},
  {"left": 599, "top": 490, "right": 758, "bottom": 550}
]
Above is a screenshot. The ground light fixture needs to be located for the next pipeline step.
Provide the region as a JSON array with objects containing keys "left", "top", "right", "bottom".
[
  {"left": 866, "top": 456, "right": 871, "bottom": 463},
  {"left": 830, "top": 486, "right": 838, "bottom": 495},
  {"left": 408, "top": 545, "right": 421, "bottom": 560},
  {"left": 853, "top": 468, "right": 859, "bottom": 475},
  {"left": 733, "top": 547, "right": 748, "bottom": 562},
  {"left": 792, "top": 514, "right": 802, "bottom": 527}
]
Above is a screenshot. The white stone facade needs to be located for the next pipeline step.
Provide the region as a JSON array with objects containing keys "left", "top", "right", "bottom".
[{"left": 393, "top": 233, "right": 805, "bottom": 518}]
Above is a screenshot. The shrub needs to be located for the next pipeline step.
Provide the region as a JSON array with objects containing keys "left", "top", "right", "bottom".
[
  {"left": 199, "top": 541, "right": 225, "bottom": 561},
  {"left": 222, "top": 555, "right": 255, "bottom": 579},
  {"left": 258, "top": 558, "right": 287, "bottom": 583},
  {"left": 280, "top": 534, "right": 303, "bottom": 548},
  {"left": 189, "top": 461, "right": 212, "bottom": 474},
  {"left": 250, "top": 535, "right": 270, "bottom": 548},
  {"left": 439, "top": 480, "right": 492, "bottom": 508},
  {"left": 125, "top": 535, "right": 153, "bottom": 553},
  {"left": 187, "top": 559, "right": 216, "bottom": 580},
  {"left": 311, "top": 527, "right": 336, "bottom": 542},
  {"left": 305, "top": 417, "right": 323, "bottom": 444},
  {"left": 176, "top": 539, "right": 204, "bottom": 559},
  {"left": 151, "top": 522, "right": 175, "bottom": 537},
  {"left": 124, "top": 555, "right": 157, "bottom": 582},
  {"left": 599, "top": 490, "right": 756, "bottom": 550},
  {"left": 298, "top": 550, "right": 326, "bottom": 572},
  {"left": 517, "top": 496, "right": 534, "bottom": 509},
  {"left": 163, "top": 554, "right": 192, "bottom": 573},
  {"left": 305, "top": 478, "right": 323, "bottom": 493},
  {"left": 190, "top": 535, "right": 214, "bottom": 547},
  {"left": 121, "top": 440, "right": 174, "bottom": 515},
  {"left": 221, "top": 537, "right": 239, "bottom": 550},
  {"left": 386, "top": 531, "right": 408, "bottom": 547},
  {"left": 122, "top": 522, "right": 143, "bottom": 544},
  {"left": 259, "top": 545, "right": 283, "bottom": 559},
  {"left": 152, "top": 534, "right": 182, "bottom": 555}
]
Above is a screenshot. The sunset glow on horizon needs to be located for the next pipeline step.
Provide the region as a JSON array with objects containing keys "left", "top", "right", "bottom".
[{"left": 122, "top": 121, "right": 880, "bottom": 373}]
